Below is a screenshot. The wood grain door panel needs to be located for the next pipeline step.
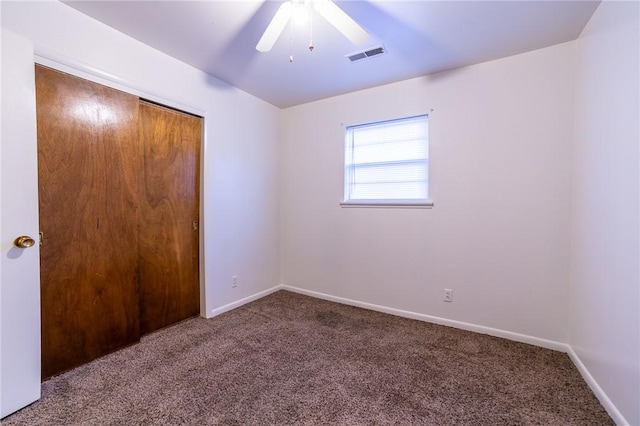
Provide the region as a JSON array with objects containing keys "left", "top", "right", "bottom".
[
  {"left": 36, "top": 67, "right": 201, "bottom": 379},
  {"left": 138, "top": 101, "right": 201, "bottom": 335},
  {"left": 36, "top": 65, "right": 142, "bottom": 379}
]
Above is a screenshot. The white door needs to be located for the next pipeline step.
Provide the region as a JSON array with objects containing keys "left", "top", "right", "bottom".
[{"left": 0, "top": 29, "right": 41, "bottom": 418}]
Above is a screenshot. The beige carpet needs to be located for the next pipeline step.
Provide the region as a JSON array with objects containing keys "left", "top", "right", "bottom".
[{"left": 3, "top": 290, "right": 612, "bottom": 425}]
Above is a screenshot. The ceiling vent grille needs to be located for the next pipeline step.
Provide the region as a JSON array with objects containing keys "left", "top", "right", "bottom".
[{"left": 347, "top": 46, "right": 386, "bottom": 62}]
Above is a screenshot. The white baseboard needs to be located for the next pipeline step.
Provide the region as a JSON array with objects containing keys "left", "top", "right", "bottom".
[
  {"left": 566, "top": 346, "right": 629, "bottom": 426},
  {"left": 280, "top": 285, "right": 567, "bottom": 352},
  {"left": 210, "top": 284, "right": 626, "bottom": 425},
  {"left": 207, "top": 285, "right": 282, "bottom": 318}
]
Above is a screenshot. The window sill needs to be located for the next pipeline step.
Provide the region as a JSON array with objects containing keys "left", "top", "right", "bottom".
[{"left": 340, "top": 200, "right": 434, "bottom": 209}]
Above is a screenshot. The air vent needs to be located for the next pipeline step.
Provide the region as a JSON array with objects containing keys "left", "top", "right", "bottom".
[{"left": 346, "top": 45, "right": 386, "bottom": 62}]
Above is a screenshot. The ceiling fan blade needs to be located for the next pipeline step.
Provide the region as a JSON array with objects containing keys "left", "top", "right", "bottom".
[
  {"left": 313, "top": 0, "right": 369, "bottom": 46},
  {"left": 256, "top": 1, "right": 293, "bottom": 52}
]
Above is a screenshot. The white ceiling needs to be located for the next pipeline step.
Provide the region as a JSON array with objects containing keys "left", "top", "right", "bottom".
[{"left": 63, "top": 0, "right": 600, "bottom": 108}]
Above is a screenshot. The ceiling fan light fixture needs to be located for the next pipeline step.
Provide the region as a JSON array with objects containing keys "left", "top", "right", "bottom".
[
  {"left": 291, "top": 2, "right": 311, "bottom": 26},
  {"left": 256, "top": 0, "right": 368, "bottom": 53}
]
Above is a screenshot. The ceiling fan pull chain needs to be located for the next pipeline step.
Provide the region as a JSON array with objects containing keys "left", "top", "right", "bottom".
[
  {"left": 309, "top": 6, "right": 314, "bottom": 52},
  {"left": 289, "top": 1, "right": 294, "bottom": 62}
]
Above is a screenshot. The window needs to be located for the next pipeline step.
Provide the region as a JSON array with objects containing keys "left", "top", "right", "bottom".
[{"left": 342, "top": 114, "right": 431, "bottom": 207}]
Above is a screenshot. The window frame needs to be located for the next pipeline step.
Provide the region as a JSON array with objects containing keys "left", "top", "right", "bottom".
[{"left": 341, "top": 114, "right": 433, "bottom": 209}]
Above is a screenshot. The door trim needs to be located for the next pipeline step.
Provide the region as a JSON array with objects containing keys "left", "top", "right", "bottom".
[{"left": 35, "top": 46, "right": 204, "bottom": 117}]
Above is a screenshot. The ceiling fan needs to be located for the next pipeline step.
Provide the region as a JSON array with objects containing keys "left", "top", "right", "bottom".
[{"left": 256, "top": 0, "right": 369, "bottom": 53}]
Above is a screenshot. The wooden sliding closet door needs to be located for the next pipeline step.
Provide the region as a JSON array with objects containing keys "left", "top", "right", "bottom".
[
  {"left": 138, "top": 101, "right": 201, "bottom": 335},
  {"left": 36, "top": 65, "right": 142, "bottom": 379}
]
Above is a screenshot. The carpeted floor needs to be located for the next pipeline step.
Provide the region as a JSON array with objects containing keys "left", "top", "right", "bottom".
[{"left": 3, "top": 290, "right": 612, "bottom": 425}]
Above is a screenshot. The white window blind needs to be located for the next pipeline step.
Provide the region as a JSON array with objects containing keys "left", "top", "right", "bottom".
[{"left": 344, "top": 114, "right": 430, "bottom": 205}]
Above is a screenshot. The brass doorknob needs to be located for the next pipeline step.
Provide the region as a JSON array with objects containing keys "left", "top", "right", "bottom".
[{"left": 14, "top": 236, "right": 36, "bottom": 249}]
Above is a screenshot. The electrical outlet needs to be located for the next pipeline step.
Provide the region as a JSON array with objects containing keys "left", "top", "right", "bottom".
[
  {"left": 443, "top": 289, "right": 453, "bottom": 303},
  {"left": 232, "top": 275, "right": 238, "bottom": 288}
]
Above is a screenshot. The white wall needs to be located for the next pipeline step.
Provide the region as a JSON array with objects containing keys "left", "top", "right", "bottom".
[
  {"left": 569, "top": 1, "right": 640, "bottom": 425},
  {"left": 280, "top": 42, "right": 575, "bottom": 343},
  {"left": 0, "top": 1, "right": 281, "bottom": 317}
]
